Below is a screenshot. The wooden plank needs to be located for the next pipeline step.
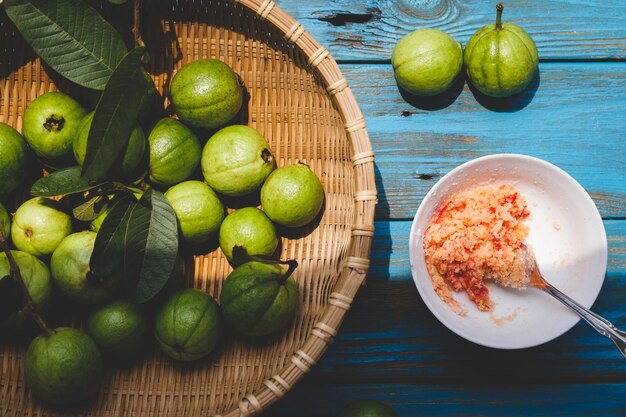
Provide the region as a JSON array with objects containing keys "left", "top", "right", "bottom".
[
  {"left": 339, "top": 62, "right": 626, "bottom": 220},
  {"left": 279, "top": 383, "right": 626, "bottom": 416},
  {"left": 276, "top": 0, "right": 626, "bottom": 61},
  {"left": 268, "top": 382, "right": 626, "bottom": 417},
  {"left": 309, "top": 220, "right": 626, "bottom": 380}
]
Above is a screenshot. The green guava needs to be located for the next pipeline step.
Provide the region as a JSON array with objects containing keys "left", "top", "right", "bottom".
[
  {"left": 0, "top": 122, "right": 29, "bottom": 195},
  {"left": 11, "top": 197, "right": 72, "bottom": 257},
  {"left": 464, "top": 4, "right": 539, "bottom": 97},
  {"left": 22, "top": 92, "right": 87, "bottom": 161},
  {"left": 164, "top": 180, "right": 225, "bottom": 244},
  {"left": 0, "top": 202, "right": 10, "bottom": 240},
  {"left": 220, "top": 261, "right": 298, "bottom": 337},
  {"left": 201, "top": 125, "right": 274, "bottom": 197},
  {"left": 24, "top": 327, "right": 103, "bottom": 406},
  {"left": 147, "top": 118, "right": 201, "bottom": 187},
  {"left": 86, "top": 299, "right": 147, "bottom": 359},
  {"left": 154, "top": 288, "right": 222, "bottom": 361},
  {"left": 170, "top": 59, "right": 243, "bottom": 130},
  {"left": 391, "top": 28, "right": 463, "bottom": 96},
  {"left": 260, "top": 163, "right": 324, "bottom": 228},
  {"left": 50, "top": 231, "right": 123, "bottom": 306},
  {"left": 219, "top": 207, "right": 279, "bottom": 265},
  {"left": 0, "top": 250, "right": 52, "bottom": 331}
]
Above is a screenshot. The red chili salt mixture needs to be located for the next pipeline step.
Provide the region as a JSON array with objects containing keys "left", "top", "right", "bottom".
[{"left": 422, "top": 184, "right": 531, "bottom": 315}]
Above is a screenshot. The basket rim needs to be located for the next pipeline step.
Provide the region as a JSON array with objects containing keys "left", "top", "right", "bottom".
[
  {"left": 219, "top": 1, "right": 377, "bottom": 416},
  {"left": 0, "top": 0, "right": 377, "bottom": 415}
]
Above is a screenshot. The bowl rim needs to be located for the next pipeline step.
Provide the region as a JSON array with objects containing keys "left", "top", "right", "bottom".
[{"left": 409, "top": 153, "right": 608, "bottom": 350}]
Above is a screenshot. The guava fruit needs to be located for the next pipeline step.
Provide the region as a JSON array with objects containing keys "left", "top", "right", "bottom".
[
  {"left": 24, "top": 327, "right": 103, "bottom": 406},
  {"left": 218, "top": 207, "right": 278, "bottom": 265},
  {"left": 464, "top": 3, "right": 539, "bottom": 97},
  {"left": 147, "top": 118, "right": 201, "bottom": 187},
  {"left": 391, "top": 28, "right": 463, "bottom": 96},
  {"left": 0, "top": 122, "right": 29, "bottom": 194},
  {"left": 154, "top": 288, "right": 221, "bottom": 361},
  {"left": 220, "top": 260, "right": 298, "bottom": 337},
  {"left": 260, "top": 163, "right": 324, "bottom": 228},
  {"left": 22, "top": 92, "right": 87, "bottom": 162},
  {"left": 170, "top": 58, "right": 243, "bottom": 130},
  {"left": 164, "top": 180, "right": 224, "bottom": 244},
  {"left": 201, "top": 125, "right": 274, "bottom": 197},
  {"left": 11, "top": 197, "right": 72, "bottom": 257},
  {"left": 50, "top": 231, "right": 122, "bottom": 306}
]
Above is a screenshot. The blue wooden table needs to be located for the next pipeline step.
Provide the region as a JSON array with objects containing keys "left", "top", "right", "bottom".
[{"left": 263, "top": 1, "right": 626, "bottom": 415}]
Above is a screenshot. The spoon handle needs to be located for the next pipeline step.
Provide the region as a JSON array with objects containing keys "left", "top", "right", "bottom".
[{"left": 541, "top": 281, "right": 626, "bottom": 358}]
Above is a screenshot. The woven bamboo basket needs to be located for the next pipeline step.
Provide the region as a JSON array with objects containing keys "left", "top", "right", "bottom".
[{"left": 0, "top": 0, "right": 376, "bottom": 415}]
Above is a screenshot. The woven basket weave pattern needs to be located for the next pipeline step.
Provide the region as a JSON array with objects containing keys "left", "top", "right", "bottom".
[{"left": 0, "top": 1, "right": 376, "bottom": 416}]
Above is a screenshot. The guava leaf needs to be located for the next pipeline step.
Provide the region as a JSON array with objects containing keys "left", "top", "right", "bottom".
[
  {"left": 30, "top": 166, "right": 103, "bottom": 197},
  {"left": 0, "top": 275, "right": 24, "bottom": 321},
  {"left": 72, "top": 195, "right": 109, "bottom": 221},
  {"left": 81, "top": 46, "right": 150, "bottom": 182},
  {"left": 124, "top": 189, "right": 178, "bottom": 303},
  {"left": 4, "top": 0, "right": 127, "bottom": 90},
  {"left": 90, "top": 194, "right": 136, "bottom": 278},
  {"left": 90, "top": 189, "right": 178, "bottom": 303}
]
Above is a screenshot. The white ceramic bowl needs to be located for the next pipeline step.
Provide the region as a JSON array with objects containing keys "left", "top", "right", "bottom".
[{"left": 409, "top": 154, "right": 608, "bottom": 349}]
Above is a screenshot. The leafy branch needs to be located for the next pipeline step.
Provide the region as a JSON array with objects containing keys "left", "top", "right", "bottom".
[{"left": 6, "top": 0, "right": 177, "bottom": 306}]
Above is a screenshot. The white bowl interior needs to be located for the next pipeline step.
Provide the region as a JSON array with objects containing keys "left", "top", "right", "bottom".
[{"left": 409, "top": 154, "right": 608, "bottom": 349}]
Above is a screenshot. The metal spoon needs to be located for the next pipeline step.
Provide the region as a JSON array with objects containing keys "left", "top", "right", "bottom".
[{"left": 522, "top": 245, "right": 626, "bottom": 358}]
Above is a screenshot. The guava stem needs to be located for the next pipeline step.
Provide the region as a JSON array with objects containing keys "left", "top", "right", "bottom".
[
  {"left": 495, "top": 3, "right": 504, "bottom": 30},
  {"left": 132, "top": 174, "right": 149, "bottom": 188},
  {"left": 238, "top": 250, "right": 299, "bottom": 283},
  {"left": 261, "top": 149, "right": 273, "bottom": 163},
  {"left": 0, "top": 232, "right": 54, "bottom": 337},
  {"left": 162, "top": 18, "right": 183, "bottom": 116},
  {"left": 280, "top": 259, "right": 299, "bottom": 283},
  {"left": 111, "top": 182, "right": 145, "bottom": 194},
  {"left": 133, "top": 0, "right": 143, "bottom": 47}
]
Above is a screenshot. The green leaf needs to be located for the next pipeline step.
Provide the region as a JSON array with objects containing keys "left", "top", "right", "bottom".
[
  {"left": 4, "top": 0, "right": 127, "bottom": 90},
  {"left": 90, "top": 194, "right": 135, "bottom": 278},
  {"left": 72, "top": 195, "right": 109, "bottom": 221},
  {"left": 89, "top": 189, "right": 178, "bottom": 303},
  {"left": 31, "top": 166, "right": 103, "bottom": 197},
  {"left": 0, "top": 275, "right": 24, "bottom": 321},
  {"left": 124, "top": 189, "right": 178, "bottom": 303},
  {"left": 81, "top": 46, "right": 150, "bottom": 182}
]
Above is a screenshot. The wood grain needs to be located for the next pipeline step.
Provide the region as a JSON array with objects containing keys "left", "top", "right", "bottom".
[
  {"left": 277, "top": 0, "right": 626, "bottom": 61},
  {"left": 272, "top": 1, "right": 624, "bottom": 414},
  {"left": 268, "top": 381, "right": 626, "bottom": 416},
  {"left": 308, "top": 220, "right": 626, "bottom": 380},
  {"left": 338, "top": 62, "right": 626, "bottom": 220}
]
